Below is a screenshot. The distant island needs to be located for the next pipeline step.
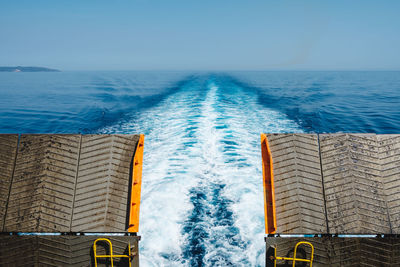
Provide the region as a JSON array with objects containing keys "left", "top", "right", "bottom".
[{"left": 0, "top": 66, "right": 60, "bottom": 72}]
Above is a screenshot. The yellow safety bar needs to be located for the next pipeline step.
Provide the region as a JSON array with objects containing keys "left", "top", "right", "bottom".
[
  {"left": 274, "top": 241, "right": 314, "bottom": 267},
  {"left": 261, "top": 134, "right": 277, "bottom": 234},
  {"left": 93, "top": 238, "right": 134, "bottom": 267},
  {"left": 128, "top": 134, "right": 145, "bottom": 233}
]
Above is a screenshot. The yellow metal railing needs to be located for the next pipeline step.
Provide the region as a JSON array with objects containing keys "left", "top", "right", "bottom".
[
  {"left": 93, "top": 238, "right": 134, "bottom": 267},
  {"left": 274, "top": 241, "right": 314, "bottom": 267}
]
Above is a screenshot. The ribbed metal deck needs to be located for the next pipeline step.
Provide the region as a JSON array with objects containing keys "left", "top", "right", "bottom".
[
  {"left": 266, "top": 237, "right": 400, "bottom": 267},
  {"left": 263, "top": 133, "right": 400, "bottom": 234},
  {"left": 0, "top": 134, "right": 18, "bottom": 230},
  {"left": 0, "top": 134, "right": 141, "bottom": 233},
  {"left": 0, "top": 235, "right": 140, "bottom": 267}
]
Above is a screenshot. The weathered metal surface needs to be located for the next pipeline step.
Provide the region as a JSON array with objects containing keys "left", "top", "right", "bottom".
[
  {"left": 0, "top": 236, "right": 70, "bottom": 266},
  {"left": 329, "top": 237, "right": 400, "bottom": 267},
  {"left": 266, "top": 237, "right": 400, "bottom": 267},
  {"left": 265, "top": 237, "right": 329, "bottom": 266},
  {"left": 1, "top": 134, "right": 141, "bottom": 232},
  {"left": 0, "top": 236, "right": 37, "bottom": 267},
  {"left": 266, "top": 134, "right": 327, "bottom": 234},
  {"left": 320, "top": 134, "right": 392, "bottom": 234},
  {"left": 264, "top": 133, "right": 400, "bottom": 234},
  {"left": 0, "top": 134, "right": 18, "bottom": 230},
  {"left": 4, "top": 134, "right": 81, "bottom": 232},
  {"left": 70, "top": 236, "right": 140, "bottom": 267},
  {"left": 0, "top": 235, "right": 140, "bottom": 267},
  {"left": 377, "top": 135, "right": 400, "bottom": 233},
  {"left": 71, "top": 134, "right": 140, "bottom": 232}
]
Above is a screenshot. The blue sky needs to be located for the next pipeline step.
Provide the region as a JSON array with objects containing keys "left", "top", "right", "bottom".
[{"left": 1, "top": 0, "right": 399, "bottom": 70}]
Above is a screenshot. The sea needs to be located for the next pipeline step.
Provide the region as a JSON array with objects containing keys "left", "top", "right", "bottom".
[{"left": 0, "top": 71, "right": 399, "bottom": 266}]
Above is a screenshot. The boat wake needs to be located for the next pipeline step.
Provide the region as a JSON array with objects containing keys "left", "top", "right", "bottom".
[{"left": 101, "top": 75, "right": 302, "bottom": 266}]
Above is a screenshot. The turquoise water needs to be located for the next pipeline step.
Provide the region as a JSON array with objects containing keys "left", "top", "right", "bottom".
[{"left": 0, "top": 71, "right": 399, "bottom": 266}]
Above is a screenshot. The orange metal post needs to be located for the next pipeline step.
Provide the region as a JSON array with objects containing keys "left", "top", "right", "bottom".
[
  {"left": 128, "top": 134, "right": 144, "bottom": 233},
  {"left": 261, "top": 134, "right": 277, "bottom": 234}
]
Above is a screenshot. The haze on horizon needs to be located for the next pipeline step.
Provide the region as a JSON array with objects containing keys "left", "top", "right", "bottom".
[{"left": 1, "top": 0, "right": 399, "bottom": 71}]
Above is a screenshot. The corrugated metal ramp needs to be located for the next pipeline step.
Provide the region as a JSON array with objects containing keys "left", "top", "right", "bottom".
[
  {"left": 262, "top": 133, "right": 400, "bottom": 235},
  {"left": 266, "top": 237, "right": 400, "bottom": 267},
  {"left": 263, "top": 133, "right": 400, "bottom": 266},
  {"left": 0, "top": 134, "right": 143, "bottom": 266},
  {"left": 0, "top": 134, "right": 142, "bottom": 233},
  {"left": 0, "top": 235, "right": 140, "bottom": 267}
]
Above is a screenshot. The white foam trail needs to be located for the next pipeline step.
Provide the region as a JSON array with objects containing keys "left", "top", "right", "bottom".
[
  {"left": 102, "top": 80, "right": 207, "bottom": 266},
  {"left": 100, "top": 77, "right": 302, "bottom": 266},
  {"left": 215, "top": 82, "right": 302, "bottom": 266},
  {"left": 184, "top": 83, "right": 249, "bottom": 266},
  {"left": 193, "top": 81, "right": 302, "bottom": 266}
]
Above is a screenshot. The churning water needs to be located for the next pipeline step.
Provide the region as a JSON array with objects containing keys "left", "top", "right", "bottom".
[
  {"left": 1, "top": 71, "right": 399, "bottom": 266},
  {"left": 101, "top": 76, "right": 301, "bottom": 266}
]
